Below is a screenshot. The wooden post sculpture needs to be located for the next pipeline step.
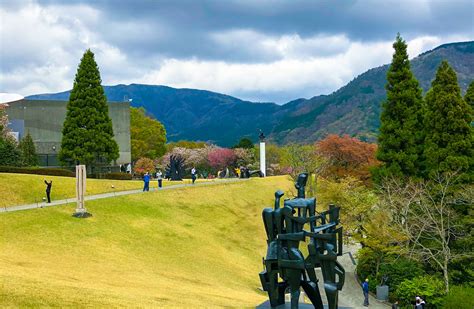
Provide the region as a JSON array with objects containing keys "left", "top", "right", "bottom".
[
  {"left": 259, "top": 173, "right": 345, "bottom": 309},
  {"left": 73, "top": 164, "right": 91, "bottom": 218}
]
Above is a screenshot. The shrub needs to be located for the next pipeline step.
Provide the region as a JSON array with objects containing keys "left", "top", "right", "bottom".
[
  {"left": 356, "top": 248, "right": 425, "bottom": 296},
  {"left": 379, "top": 257, "right": 424, "bottom": 293},
  {"left": 356, "top": 247, "right": 381, "bottom": 292},
  {"left": 88, "top": 172, "right": 132, "bottom": 180},
  {"left": 441, "top": 285, "right": 474, "bottom": 309},
  {"left": 395, "top": 276, "right": 445, "bottom": 307},
  {"left": 0, "top": 166, "right": 75, "bottom": 177},
  {"left": 134, "top": 157, "right": 155, "bottom": 175}
]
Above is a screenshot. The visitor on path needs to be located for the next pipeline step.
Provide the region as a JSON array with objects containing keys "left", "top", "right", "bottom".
[
  {"left": 143, "top": 172, "right": 150, "bottom": 191},
  {"left": 44, "top": 180, "right": 52, "bottom": 203},
  {"left": 392, "top": 300, "right": 399, "bottom": 309},
  {"left": 414, "top": 296, "right": 425, "bottom": 309},
  {"left": 362, "top": 278, "right": 369, "bottom": 307},
  {"left": 156, "top": 170, "right": 163, "bottom": 189},
  {"left": 191, "top": 167, "right": 197, "bottom": 184}
]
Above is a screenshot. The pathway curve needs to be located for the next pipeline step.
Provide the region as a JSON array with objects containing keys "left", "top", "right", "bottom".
[
  {"left": 313, "top": 243, "right": 390, "bottom": 309},
  {"left": 0, "top": 178, "right": 248, "bottom": 213}
]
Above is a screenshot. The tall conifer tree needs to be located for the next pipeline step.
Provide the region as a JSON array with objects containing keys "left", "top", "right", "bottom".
[
  {"left": 59, "top": 50, "right": 119, "bottom": 167},
  {"left": 465, "top": 80, "right": 474, "bottom": 110},
  {"left": 423, "top": 61, "right": 473, "bottom": 180},
  {"left": 376, "top": 34, "right": 424, "bottom": 178},
  {"left": 19, "top": 132, "right": 38, "bottom": 166}
]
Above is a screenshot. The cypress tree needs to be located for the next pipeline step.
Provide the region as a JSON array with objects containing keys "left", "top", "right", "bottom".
[
  {"left": 59, "top": 49, "right": 119, "bottom": 167},
  {"left": 19, "top": 132, "right": 38, "bottom": 166},
  {"left": 423, "top": 61, "right": 473, "bottom": 180},
  {"left": 376, "top": 34, "right": 424, "bottom": 178}
]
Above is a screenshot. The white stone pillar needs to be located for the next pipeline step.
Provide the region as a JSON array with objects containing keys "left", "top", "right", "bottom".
[
  {"left": 75, "top": 165, "right": 87, "bottom": 214},
  {"left": 260, "top": 141, "right": 266, "bottom": 177}
]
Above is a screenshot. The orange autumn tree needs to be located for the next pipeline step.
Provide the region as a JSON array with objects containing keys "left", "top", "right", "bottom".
[{"left": 316, "top": 134, "right": 379, "bottom": 182}]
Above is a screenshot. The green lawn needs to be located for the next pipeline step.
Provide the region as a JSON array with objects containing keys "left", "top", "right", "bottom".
[
  {"left": 0, "top": 175, "right": 294, "bottom": 307},
  {"left": 0, "top": 173, "right": 214, "bottom": 208}
]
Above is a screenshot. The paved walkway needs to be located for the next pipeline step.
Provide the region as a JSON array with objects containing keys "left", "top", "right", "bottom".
[
  {"left": 307, "top": 243, "right": 389, "bottom": 309},
  {"left": 0, "top": 178, "right": 248, "bottom": 213}
]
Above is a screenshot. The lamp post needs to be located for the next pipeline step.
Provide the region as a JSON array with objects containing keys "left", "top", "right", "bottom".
[{"left": 259, "top": 130, "right": 266, "bottom": 177}]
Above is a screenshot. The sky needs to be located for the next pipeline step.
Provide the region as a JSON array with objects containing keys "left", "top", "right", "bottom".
[{"left": 0, "top": 0, "right": 473, "bottom": 104}]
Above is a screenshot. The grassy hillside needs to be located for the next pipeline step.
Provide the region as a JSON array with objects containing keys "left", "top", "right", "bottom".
[
  {"left": 0, "top": 176, "right": 294, "bottom": 307},
  {"left": 0, "top": 173, "right": 204, "bottom": 208}
]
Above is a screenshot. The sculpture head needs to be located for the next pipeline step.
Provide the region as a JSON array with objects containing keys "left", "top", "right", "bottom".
[{"left": 295, "top": 173, "right": 308, "bottom": 198}]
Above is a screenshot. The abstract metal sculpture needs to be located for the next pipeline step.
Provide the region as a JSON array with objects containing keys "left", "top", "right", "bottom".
[
  {"left": 259, "top": 173, "right": 345, "bottom": 309},
  {"left": 165, "top": 154, "right": 185, "bottom": 181}
]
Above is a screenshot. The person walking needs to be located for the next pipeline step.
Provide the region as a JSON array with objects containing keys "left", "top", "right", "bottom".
[
  {"left": 191, "top": 167, "right": 197, "bottom": 184},
  {"left": 156, "top": 170, "right": 163, "bottom": 189},
  {"left": 362, "top": 278, "right": 369, "bottom": 307},
  {"left": 44, "top": 180, "right": 52, "bottom": 203},
  {"left": 143, "top": 172, "right": 150, "bottom": 192},
  {"left": 392, "top": 300, "right": 399, "bottom": 309}
]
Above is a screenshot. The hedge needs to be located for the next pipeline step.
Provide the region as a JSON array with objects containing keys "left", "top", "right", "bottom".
[
  {"left": 0, "top": 167, "right": 132, "bottom": 180},
  {"left": 0, "top": 166, "right": 75, "bottom": 177},
  {"left": 88, "top": 172, "right": 132, "bottom": 180}
]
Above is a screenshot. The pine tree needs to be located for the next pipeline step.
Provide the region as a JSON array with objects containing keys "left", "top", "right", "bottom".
[
  {"left": 465, "top": 80, "right": 474, "bottom": 110},
  {"left": 376, "top": 34, "right": 424, "bottom": 178},
  {"left": 423, "top": 61, "right": 473, "bottom": 180},
  {"left": 59, "top": 49, "right": 119, "bottom": 167},
  {"left": 19, "top": 132, "right": 38, "bottom": 166}
]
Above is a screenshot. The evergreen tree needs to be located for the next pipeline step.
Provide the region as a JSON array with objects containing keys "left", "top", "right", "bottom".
[
  {"left": 0, "top": 138, "right": 20, "bottom": 166},
  {"left": 376, "top": 34, "right": 424, "bottom": 178},
  {"left": 0, "top": 105, "right": 21, "bottom": 166},
  {"left": 59, "top": 49, "right": 119, "bottom": 167},
  {"left": 233, "top": 137, "right": 254, "bottom": 149},
  {"left": 18, "top": 132, "right": 38, "bottom": 166},
  {"left": 465, "top": 80, "right": 474, "bottom": 110},
  {"left": 423, "top": 61, "right": 473, "bottom": 180}
]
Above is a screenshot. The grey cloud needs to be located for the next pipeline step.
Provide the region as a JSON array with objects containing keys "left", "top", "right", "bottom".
[{"left": 26, "top": 0, "right": 472, "bottom": 63}]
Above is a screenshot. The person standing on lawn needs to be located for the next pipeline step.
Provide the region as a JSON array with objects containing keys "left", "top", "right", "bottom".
[
  {"left": 191, "top": 167, "right": 197, "bottom": 184},
  {"left": 156, "top": 170, "right": 163, "bottom": 189},
  {"left": 44, "top": 179, "right": 53, "bottom": 203},
  {"left": 143, "top": 172, "right": 150, "bottom": 192}
]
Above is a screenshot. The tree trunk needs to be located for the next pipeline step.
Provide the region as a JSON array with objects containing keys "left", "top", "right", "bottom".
[{"left": 443, "top": 258, "right": 449, "bottom": 294}]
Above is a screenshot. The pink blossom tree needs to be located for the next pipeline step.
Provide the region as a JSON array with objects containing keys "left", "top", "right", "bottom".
[{"left": 207, "top": 148, "right": 236, "bottom": 171}]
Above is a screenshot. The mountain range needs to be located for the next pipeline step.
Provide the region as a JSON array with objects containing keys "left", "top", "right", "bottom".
[{"left": 28, "top": 41, "right": 474, "bottom": 146}]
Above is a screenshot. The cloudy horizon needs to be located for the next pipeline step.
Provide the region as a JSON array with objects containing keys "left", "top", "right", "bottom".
[{"left": 1, "top": 0, "right": 473, "bottom": 104}]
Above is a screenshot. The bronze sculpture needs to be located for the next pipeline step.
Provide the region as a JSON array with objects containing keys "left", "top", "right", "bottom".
[
  {"left": 260, "top": 173, "right": 345, "bottom": 309},
  {"left": 165, "top": 154, "right": 185, "bottom": 181}
]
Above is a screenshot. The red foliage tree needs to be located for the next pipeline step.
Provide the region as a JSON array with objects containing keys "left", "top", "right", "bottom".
[
  {"left": 316, "top": 134, "right": 379, "bottom": 181},
  {"left": 134, "top": 157, "right": 155, "bottom": 176},
  {"left": 207, "top": 148, "right": 236, "bottom": 171}
]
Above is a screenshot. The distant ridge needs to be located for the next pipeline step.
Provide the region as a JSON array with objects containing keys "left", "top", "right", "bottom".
[{"left": 28, "top": 41, "right": 474, "bottom": 146}]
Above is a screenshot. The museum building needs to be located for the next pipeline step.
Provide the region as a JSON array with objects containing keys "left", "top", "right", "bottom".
[{"left": 3, "top": 99, "right": 131, "bottom": 167}]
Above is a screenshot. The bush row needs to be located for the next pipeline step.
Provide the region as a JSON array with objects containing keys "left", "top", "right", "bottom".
[
  {"left": 0, "top": 166, "right": 75, "bottom": 177},
  {"left": 88, "top": 172, "right": 132, "bottom": 180},
  {"left": 0, "top": 166, "right": 133, "bottom": 180}
]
